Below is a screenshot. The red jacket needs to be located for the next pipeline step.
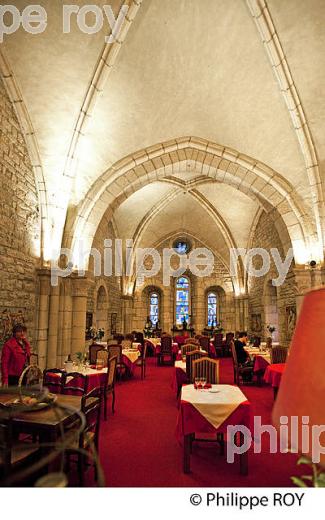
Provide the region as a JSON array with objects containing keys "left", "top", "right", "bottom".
[{"left": 1, "top": 337, "right": 31, "bottom": 385}]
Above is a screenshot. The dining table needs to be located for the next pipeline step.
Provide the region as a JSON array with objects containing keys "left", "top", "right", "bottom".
[
  {"left": 121, "top": 348, "right": 140, "bottom": 375},
  {"left": 172, "top": 360, "right": 188, "bottom": 394},
  {"left": 46, "top": 365, "right": 107, "bottom": 393},
  {"left": 0, "top": 393, "right": 84, "bottom": 443},
  {"left": 176, "top": 384, "right": 251, "bottom": 475},
  {"left": 264, "top": 363, "right": 286, "bottom": 399}
]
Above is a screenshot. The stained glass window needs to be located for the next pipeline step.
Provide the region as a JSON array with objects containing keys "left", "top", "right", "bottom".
[
  {"left": 172, "top": 239, "right": 190, "bottom": 255},
  {"left": 149, "top": 293, "right": 159, "bottom": 325},
  {"left": 207, "top": 292, "right": 217, "bottom": 326},
  {"left": 176, "top": 276, "right": 190, "bottom": 325}
]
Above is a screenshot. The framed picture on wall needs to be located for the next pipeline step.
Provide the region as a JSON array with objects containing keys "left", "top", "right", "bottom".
[
  {"left": 111, "top": 312, "right": 117, "bottom": 335},
  {"left": 251, "top": 313, "right": 262, "bottom": 333},
  {"left": 285, "top": 305, "right": 297, "bottom": 340}
]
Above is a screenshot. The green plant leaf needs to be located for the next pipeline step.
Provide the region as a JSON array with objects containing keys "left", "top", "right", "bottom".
[
  {"left": 297, "top": 456, "right": 312, "bottom": 466},
  {"left": 291, "top": 476, "right": 308, "bottom": 487},
  {"left": 301, "top": 475, "right": 313, "bottom": 480}
]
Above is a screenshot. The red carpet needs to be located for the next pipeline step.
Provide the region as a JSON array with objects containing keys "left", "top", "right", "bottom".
[{"left": 96, "top": 357, "right": 303, "bottom": 487}]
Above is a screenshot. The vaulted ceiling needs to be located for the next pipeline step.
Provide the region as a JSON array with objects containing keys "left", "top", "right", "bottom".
[{"left": 2, "top": 0, "right": 325, "bottom": 264}]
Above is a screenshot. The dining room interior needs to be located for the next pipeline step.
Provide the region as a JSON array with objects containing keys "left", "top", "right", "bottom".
[{"left": 0, "top": 0, "right": 325, "bottom": 494}]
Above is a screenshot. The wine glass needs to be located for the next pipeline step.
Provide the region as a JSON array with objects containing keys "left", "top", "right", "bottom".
[
  {"left": 201, "top": 376, "right": 207, "bottom": 389},
  {"left": 194, "top": 377, "right": 199, "bottom": 389}
]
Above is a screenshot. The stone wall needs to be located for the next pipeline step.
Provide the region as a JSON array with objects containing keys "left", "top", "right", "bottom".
[
  {"left": 0, "top": 77, "right": 39, "bottom": 348},
  {"left": 248, "top": 210, "right": 297, "bottom": 345},
  {"left": 87, "top": 219, "right": 123, "bottom": 337},
  {"left": 131, "top": 236, "right": 236, "bottom": 334}
]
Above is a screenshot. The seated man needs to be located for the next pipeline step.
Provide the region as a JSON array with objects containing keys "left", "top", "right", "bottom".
[{"left": 234, "top": 331, "right": 254, "bottom": 381}]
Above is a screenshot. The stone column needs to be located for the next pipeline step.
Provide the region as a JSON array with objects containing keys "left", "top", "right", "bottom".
[
  {"left": 36, "top": 269, "right": 51, "bottom": 370},
  {"left": 195, "top": 280, "right": 205, "bottom": 334},
  {"left": 293, "top": 268, "right": 312, "bottom": 316},
  {"left": 121, "top": 295, "right": 134, "bottom": 333},
  {"left": 71, "top": 275, "right": 93, "bottom": 356},
  {"left": 58, "top": 277, "right": 73, "bottom": 366},
  {"left": 47, "top": 282, "right": 60, "bottom": 368}
]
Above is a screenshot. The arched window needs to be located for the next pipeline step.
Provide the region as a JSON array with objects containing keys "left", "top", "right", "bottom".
[
  {"left": 175, "top": 276, "right": 190, "bottom": 325},
  {"left": 207, "top": 292, "right": 217, "bottom": 326},
  {"left": 149, "top": 292, "right": 159, "bottom": 325}
]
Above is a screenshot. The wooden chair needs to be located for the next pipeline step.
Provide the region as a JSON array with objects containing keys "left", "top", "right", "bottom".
[
  {"left": 62, "top": 372, "right": 88, "bottom": 396},
  {"left": 103, "top": 356, "right": 117, "bottom": 418},
  {"left": 134, "top": 343, "right": 148, "bottom": 379},
  {"left": 89, "top": 344, "right": 105, "bottom": 365},
  {"left": 181, "top": 343, "right": 197, "bottom": 356},
  {"left": 125, "top": 333, "right": 135, "bottom": 342},
  {"left": 198, "top": 335, "right": 210, "bottom": 352},
  {"left": 271, "top": 347, "right": 288, "bottom": 364},
  {"left": 134, "top": 331, "right": 144, "bottom": 346},
  {"left": 192, "top": 357, "right": 220, "bottom": 384},
  {"left": 121, "top": 339, "right": 132, "bottom": 350},
  {"left": 96, "top": 349, "right": 108, "bottom": 367},
  {"left": 184, "top": 338, "right": 199, "bottom": 346},
  {"left": 65, "top": 386, "right": 102, "bottom": 486},
  {"left": 43, "top": 369, "right": 66, "bottom": 393},
  {"left": 113, "top": 334, "right": 124, "bottom": 344},
  {"left": 0, "top": 420, "right": 40, "bottom": 483},
  {"left": 107, "top": 344, "right": 127, "bottom": 378},
  {"left": 186, "top": 350, "right": 206, "bottom": 383},
  {"left": 213, "top": 334, "right": 224, "bottom": 358},
  {"left": 230, "top": 341, "right": 254, "bottom": 385},
  {"left": 29, "top": 353, "right": 39, "bottom": 366},
  {"left": 157, "top": 335, "right": 173, "bottom": 366}
]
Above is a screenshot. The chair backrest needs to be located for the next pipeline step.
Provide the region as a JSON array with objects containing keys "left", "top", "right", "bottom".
[
  {"left": 121, "top": 339, "right": 132, "bottom": 350},
  {"left": 193, "top": 357, "right": 220, "bottom": 384},
  {"left": 80, "top": 387, "right": 102, "bottom": 449},
  {"left": 186, "top": 350, "right": 206, "bottom": 382},
  {"left": 185, "top": 338, "right": 199, "bottom": 345},
  {"left": 214, "top": 333, "right": 223, "bottom": 346},
  {"left": 225, "top": 332, "right": 234, "bottom": 344},
  {"left": 105, "top": 355, "right": 117, "bottom": 389},
  {"left": 89, "top": 344, "right": 105, "bottom": 365},
  {"left": 96, "top": 349, "right": 109, "bottom": 367},
  {"left": 107, "top": 345, "right": 122, "bottom": 363},
  {"left": 271, "top": 347, "right": 287, "bottom": 364},
  {"left": 140, "top": 342, "right": 148, "bottom": 360},
  {"left": 199, "top": 335, "right": 210, "bottom": 351},
  {"left": 181, "top": 343, "right": 197, "bottom": 356},
  {"left": 19, "top": 365, "right": 43, "bottom": 387},
  {"left": 113, "top": 334, "right": 124, "bottom": 344},
  {"left": 125, "top": 333, "right": 135, "bottom": 341},
  {"left": 63, "top": 372, "right": 88, "bottom": 395},
  {"left": 230, "top": 340, "right": 238, "bottom": 367},
  {"left": 29, "top": 353, "right": 39, "bottom": 365},
  {"left": 43, "top": 369, "right": 67, "bottom": 393},
  {"left": 0, "top": 420, "right": 13, "bottom": 475},
  {"left": 160, "top": 335, "right": 172, "bottom": 353}
]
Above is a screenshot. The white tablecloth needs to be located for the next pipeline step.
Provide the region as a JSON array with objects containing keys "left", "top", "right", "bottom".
[
  {"left": 181, "top": 384, "right": 247, "bottom": 431},
  {"left": 175, "top": 360, "right": 186, "bottom": 373},
  {"left": 122, "top": 349, "right": 140, "bottom": 363}
]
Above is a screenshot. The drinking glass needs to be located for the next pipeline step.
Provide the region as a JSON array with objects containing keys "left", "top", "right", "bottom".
[{"left": 201, "top": 377, "right": 207, "bottom": 389}]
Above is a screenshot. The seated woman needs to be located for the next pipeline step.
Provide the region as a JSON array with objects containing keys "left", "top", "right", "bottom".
[{"left": 1, "top": 324, "right": 31, "bottom": 386}]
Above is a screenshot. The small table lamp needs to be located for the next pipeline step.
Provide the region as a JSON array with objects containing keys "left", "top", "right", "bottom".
[{"left": 272, "top": 287, "right": 325, "bottom": 465}]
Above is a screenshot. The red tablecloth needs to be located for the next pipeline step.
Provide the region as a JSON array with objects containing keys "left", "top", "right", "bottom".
[
  {"left": 46, "top": 369, "right": 106, "bottom": 394},
  {"left": 174, "top": 335, "right": 189, "bottom": 346},
  {"left": 172, "top": 365, "right": 188, "bottom": 393},
  {"left": 264, "top": 363, "right": 285, "bottom": 388},
  {"left": 253, "top": 354, "right": 270, "bottom": 373},
  {"left": 121, "top": 354, "right": 138, "bottom": 375},
  {"left": 176, "top": 394, "right": 251, "bottom": 442}
]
